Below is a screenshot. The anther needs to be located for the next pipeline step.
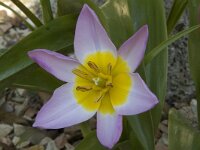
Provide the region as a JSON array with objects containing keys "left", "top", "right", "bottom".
[
  {"left": 72, "top": 69, "right": 92, "bottom": 80},
  {"left": 76, "top": 86, "right": 92, "bottom": 92},
  {"left": 87, "top": 61, "right": 100, "bottom": 73},
  {"left": 107, "top": 63, "right": 112, "bottom": 75},
  {"left": 106, "top": 83, "right": 113, "bottom": 88}
]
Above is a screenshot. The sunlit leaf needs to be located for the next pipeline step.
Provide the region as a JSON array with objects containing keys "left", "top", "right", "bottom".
[
  {"left": 169, "top": 109, "right": 200, "bottom": 150},
  {"left": 188, "top": 0, "right": 200, "bottom": 127}
]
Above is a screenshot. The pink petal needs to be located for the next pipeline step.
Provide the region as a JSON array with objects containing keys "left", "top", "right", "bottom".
[
  {"left": 74, "top": 4, "right": 117, "bottom": 63},
  {"left": 97, "top": 112, "right": 122, "bottom": 149},
  {"left": 28, "top": 49, "right": 80, "bottom": 82},
  {"left": 33, "top": 83, "right": 97, "bottom": 129},
  {"left": 118, "top": 25, "right": 149, "bottom": 72},
  {"left": 111, "top": 73, "right": 158, "bottom": 115}
]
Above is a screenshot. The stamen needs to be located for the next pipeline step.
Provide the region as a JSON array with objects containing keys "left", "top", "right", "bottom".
[
  {"left": 76, "top": 86, "right": 92, "bottom": 92},
  {"left": 96, "top": 94, "right": 104, "bottom": 102},
  {"left": 87, "top": 61, "right": 100, "bottom": 73},
  {"left": 106, "top": 83, "right": 113, "bottom": 88},
  {"left": 95, "top": 89, "right": 108, "bottom": 102},
  {"left": 72, "top": 69, "right": 92, "bottom": 80},
  {"left": 107, "top": 63, "right": 112, "bottom": 75}
]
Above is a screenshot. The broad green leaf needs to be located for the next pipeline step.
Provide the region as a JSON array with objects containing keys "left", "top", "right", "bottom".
[
  {"left": 167, "top": 0, "right": 188, "bottom": 34},
  {"left": 101, "top": 0, "right": 168, "bottom": 149},
  {"left": 144, "top": 25, "right": 200, "bottom": 66},
  {"left": 11, "top": 0, "right": 43, "bottom": 27},
  {"left": 188, "top": 0, "right": 200, "bottom": 127},
  {"left": 0, "top": 14, "right": 77, "bottom": 91},
  {"left": 101, "top": 0, "right": 133, "bottom": 48},
  {"left": 57, "top": 0, "right": 82, "bottom": 16},
  {"left": 40, "top": 0, "right": 54, "bottom": 23},
  {"left": 169, "top": 109, "right": 200, "bottom": 150},
  {"left": 57, "top": 0, "right": 108, "bottom": 31},
  {"left": 114, "top": 141, "right": 133, "bottom": 150},
  {"left": 129, "top": 0, "right": 168, "bottom": 134},
  {"left": 75, "top": 132, "right": 107, "bottom": 150}
]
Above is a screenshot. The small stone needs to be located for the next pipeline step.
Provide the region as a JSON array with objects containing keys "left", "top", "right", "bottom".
[
  {"left": 16, "top": 140, "right": 30, "bottom": 149},
  {"left": 155, "top": 142, "right": 168, "bottom": 150},
  {"left": 161, "top": 133, "right": 168, "bottom": 146},
  {"left": 65, "top": 143, "right": 75, "bottom": 150},
  {"left": 190, "top": 99, "right": 197, "bottom": 116},
  {"left": 0, "top": 146, "right": 2, "bottom": 150},
  {"left": 13, "top": 123, "right": 26, "bottom": 136},
  {"left": 12, "top": 136, "right": 20, "bottom": 146},
  {"left": 14, "top": 98, "right": 29, "bottom": 115},
  {"left": 159, "top": 123, "right": 168, "bottom": 134},
  {"left": 0, "top": 124, "right": 13, "bottom": 137},
  {"left": 26, "top": 145, "right": 45, "bottom": 150},
  {"left": 0, "top": 97, "right": 5, "bottom": 107},
  {"left": 24, "top": 107, "right": 37, "bottom": 120},
  {"left": 17, "top": 88, "right": 26, "bottom": 96},
  {"left": 161, "top": 120, "right": 168, "bottom": 126},
  {"left": 2, "top": 101, "right": 14, "bottom": 112},
  {"left": 0, "top": 137, "right": 12, "bottom": 146},
  {"left": 46, "top": 141, "right": 58, "bottom": 150},
  {"left": 55, "top": 133, "right": 67, "bottom": 149},
  {"left": 40, "top": 137, "right": 53, "bottom": 146},
  {"left": 0, "top": 22, "right": 12, "bottom": 35}
]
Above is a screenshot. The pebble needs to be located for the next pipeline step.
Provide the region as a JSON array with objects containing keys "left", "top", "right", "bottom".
[
  {"left": 65, "top": 143, "right": 75, "bottom": 150},
  {"left": 55, "top": 133, "right": 68, "bottom": 149},
  {"left": 46, "top": 141, "right": 58, "bottom": 150},
  {"left": 26, "top": 145, "right": 45, "bottom": 150},
  {"left": 24, "top": 107, "right": 37, "bottom": 121},
  {"left": 16, "top": 140, "right": 30, "bottom": 149},
  {"left": 159, "top": 123, "right": 168, "bottom": 134},
  {"left": 40, "top": 137, "right": 53, "bottom": 146},
  {"left": 12, "top": 136, "right": 20, "bottom": 146},
  {"left": 0, "top": 124, "right": 13, "bottom": 137},
  {"left": 0, "top": 136, "right": 12, "bottom": 146},
  {"left": 13, "top": 123, "right": 26, "bottom": 136},
  {"left": 161, "top": 133, "right": 168, "bottom": 146}
]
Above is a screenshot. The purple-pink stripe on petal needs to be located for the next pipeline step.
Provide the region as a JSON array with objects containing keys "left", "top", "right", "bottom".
[
  {"left": 97, "top": 112, "right": 122, "bottom": 149},
  {"left": 33, "top": 83, "right": 97, "bottom": 129},
  {"left": 118, "top": 25, "right": 149, "bottom": 72},
  {"left": 74, "top": 4, "right": 117, "bottom": 63},
  {"left": 28, "top": 49, "right": 80, "bottom": 82}
]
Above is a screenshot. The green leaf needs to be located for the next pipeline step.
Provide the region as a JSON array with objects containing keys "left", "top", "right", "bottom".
[
  {"left": 144, "top": 24, "right": 200, "bottom": 66},
  {"left": 169, "top": 109, "right": 200, "bottom": 150},
  {"left": 11, "top": 0, "right": 43, "bottom": 27},
  {"left": 101, "top": 0, "right": 133, "bottom": 48},
  {"left": 57, "top": 0, "right": 82, "bottom": 16},
  {"left": 101, "top": 0, "right": 168, "bottom": 149},
  {"left": 0, "top": 14, "right": 77, "bottom": 91},
  {"left": 167, "top": 0, "right": 188, "bottom": 34},
  {"left": 40, "top": 0, "right": 54, "bottom": 23},
  {"left": 75, "top": 131, "right": 108, "bottom": 150},
  {"left": 188, "top": 0, "right": 200, "bottom": 128}
]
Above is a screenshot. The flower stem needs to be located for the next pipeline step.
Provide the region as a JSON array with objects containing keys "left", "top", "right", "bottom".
[{"left": 80, "top": 121, "right": 91, "bottom": 137}]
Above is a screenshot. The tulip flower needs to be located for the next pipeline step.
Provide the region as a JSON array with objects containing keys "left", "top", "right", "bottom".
[{"left": 28, "top": 4, "right": 158, "bottom": 149}]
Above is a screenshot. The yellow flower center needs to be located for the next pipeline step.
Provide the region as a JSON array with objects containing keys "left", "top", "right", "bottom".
[{"left": 72, "top": 51, "right": 132, "bottom": 114}]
